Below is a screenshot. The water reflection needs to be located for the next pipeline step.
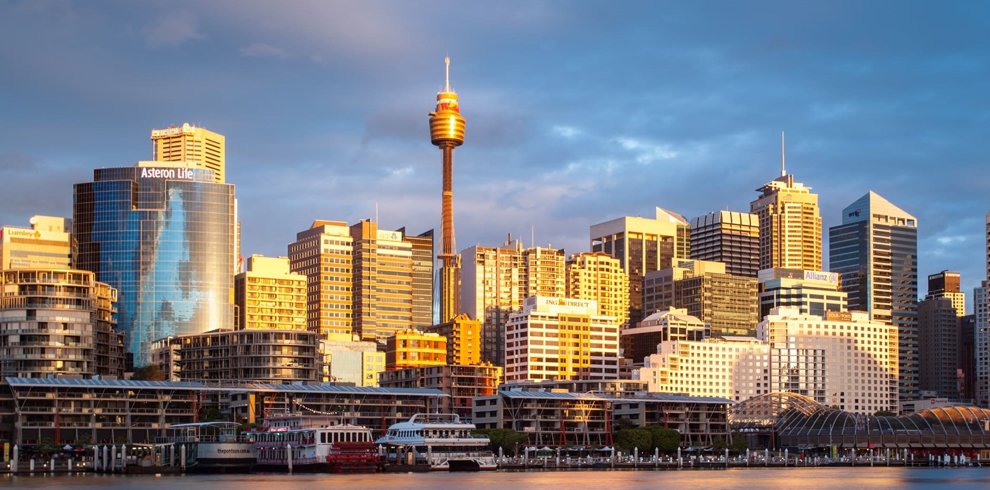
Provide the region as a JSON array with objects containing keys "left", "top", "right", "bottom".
[{"left": 5, "top": 468, "right": 990, "bottom": 490}]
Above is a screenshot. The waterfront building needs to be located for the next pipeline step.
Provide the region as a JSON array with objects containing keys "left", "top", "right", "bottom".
[
  {"left": 757, "top": 268, "right": 847, "bottom": 320},
  {"left": 591, "top": 207, "right": 691, "bottom": 327},
  {"left": 422, "top": 313, "right": 482, "bottom": 365},
  {"left": 0, "top": 215, "right": 72, "bottom": 270},
  {"left": 0, "top": 269, "right": 123, "bottom": 378},
  {"left": 636, "top": 335, "right": 768, "bottom": 401},
  {"left": 235, "top": 255, "right": 307, "bottom": 331},
  {"left": 385, "top": 329, "right": 447, "bottom": 370},
  {"left": 759, "top": 308, "right": 899, "bottom": 414},
  {"left": 288, "top": 220, "right": 433, "bottom": 339},
  {"left": 621, "top": 307, "right": 711, "bottom": 366},
  {"left": 927, "top": 270, "right": 965, "bottom": 317},
  {"left": 749, "top": 149, "right": 822, "bottom": 271},
  {"left": 378, "top": 363, "right": 502, "bottom": 419},
  {"left": 2, "top": 377, "right": 444, "bottom": 445},
  {"left": 320, "top": 333, "right": 384, "bottom": 386},
  {"left": 150, "top": 329, "right": 320, "bottom": 383},
  {"left": 504, "top": 296, "right": 620, "bottom": 382},
  {"left": 642, "top": 259, "right": 758, "bottom": 337},
  {"left": 150, "top": 123, "right": 226, "bottom": 183},
  {"left": 829, "top": 191, "right": 918, "bottom": 402},
  {"left": 473, "top": 386, "right": 728, "bottom": 448},
  {"left": 689, "top": 211, "right": 760, "bottom": 277},
  {"left": 566, "top": 252, "right": 630, "bottom": 326},
  {"left": 73, "top": 162, "right": 236, "bottom": 367}
]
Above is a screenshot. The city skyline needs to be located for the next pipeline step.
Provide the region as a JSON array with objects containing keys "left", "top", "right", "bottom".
[{"left": 1, "top": 2, "right": 989, "bottom": 302}]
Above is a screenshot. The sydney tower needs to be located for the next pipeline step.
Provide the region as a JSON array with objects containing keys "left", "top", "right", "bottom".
[{"left": 430, "top": 57, "right": 466, "bottom": 323}]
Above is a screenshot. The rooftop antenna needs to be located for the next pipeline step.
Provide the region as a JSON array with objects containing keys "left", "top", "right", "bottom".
[
  {"left": 780, "top": 130, "right": 787, "bottom": 177},
  {"left": 444, "top": 55, "right": 451, "bottom": 92}
]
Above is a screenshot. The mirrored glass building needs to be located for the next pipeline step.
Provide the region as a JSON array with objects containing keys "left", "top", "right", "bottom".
[{"left": 73, "top": 163, "right": 236, "bottom": 366}]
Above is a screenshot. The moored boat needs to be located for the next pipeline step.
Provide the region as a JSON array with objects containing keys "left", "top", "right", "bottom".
[
  {"left": 376, "top": 413, "right": 496, "bottom": 471},
  {"left": 166, "top": 421, "right": 256, "bottom": 473},
  {"left": 249, "top": 413, "right": 381, "bottom": 473}
]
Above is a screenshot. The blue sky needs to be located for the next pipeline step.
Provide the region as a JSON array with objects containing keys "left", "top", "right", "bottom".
[{"left": 1, "top": 1, "right": 988, "bottom": 304}]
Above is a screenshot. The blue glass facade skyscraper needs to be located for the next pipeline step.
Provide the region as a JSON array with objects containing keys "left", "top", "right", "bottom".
[{"left": 73, "top": 163, "right": 236, "bottom": 366}]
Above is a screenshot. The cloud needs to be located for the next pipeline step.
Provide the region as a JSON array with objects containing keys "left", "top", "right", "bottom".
[
  {"left": 240, "top": 42, "right": 289, "bottom": 59},
  {"left": 143, "top": 11, "right": 203, "bottom": 47}
]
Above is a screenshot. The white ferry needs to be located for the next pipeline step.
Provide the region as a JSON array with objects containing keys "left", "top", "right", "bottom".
[
  {"left": 376, "top": 413, "right": 497, "bottom": 471},
  {"left": 166, "top": 422, "right": 256, "bottom": 473},
  {"left": 249, "top": 413, "right": 380, "bottom": 473}
]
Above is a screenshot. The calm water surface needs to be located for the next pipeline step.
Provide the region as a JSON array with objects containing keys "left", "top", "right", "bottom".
[{"left": 3, "top": 468, "right": 990, "bottom": 489}]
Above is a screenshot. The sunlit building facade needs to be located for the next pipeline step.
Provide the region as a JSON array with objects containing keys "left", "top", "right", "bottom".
[
  {"left": 750, "top": 173, "right": 822, "bottom": 271},
  {"left": 73, "top": 162, "right": 236, "bottom": 367},
  {"left": 321, "top": 334, "right": 385, "bottom": 386},
  {"left": 150, "top": 123, "right": 226, "bottom": 184},
  {"left": 385, "top": 329, "right": 447, "bottom": 370},
  {"left": 0, "top": 215, "right": 72, "bottom": 270},
  {"left": 422, "top": 313, "right": 482, "bottom": 366},
  {"left": 235, "top": 255, "right": 307, "bottom": 331},
  {"left": 566, "top": 252, "right": 630, "bottom": 326},
  {"left": 505, "top": 296, "right": 620, "bottom": 382}
]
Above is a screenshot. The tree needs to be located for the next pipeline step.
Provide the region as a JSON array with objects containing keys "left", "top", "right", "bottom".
[
  {"left": 729, "top": 431, "right": 748, "bottom": 454},
  {"left": 711, "top": 435, "right": 727, "bottom": 452},
  {"left": 648, "top": 426, "right": 681, "bottom": 453},
  {"left": 473, "top": 428, "right": 528, "bottom": 456},
  {"left": 614, "top": 428, "right": 652, "bottom": 453},
  {"left": 131, "top": 365, "right": 166, "bottom": 381}
]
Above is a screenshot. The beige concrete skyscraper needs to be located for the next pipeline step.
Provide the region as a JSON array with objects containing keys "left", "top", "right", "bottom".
[
  {"left": 566, "top": 252, "right": 630, "bottom": 326},
  {"left": 750, "top": 138, "right": 822, "bottom": 271},
  {"left": 289, "top": 220, "right": 354, "bottom": 336},
  {"left": 151, "top": 123, "right": 226, "bottom": 183}
]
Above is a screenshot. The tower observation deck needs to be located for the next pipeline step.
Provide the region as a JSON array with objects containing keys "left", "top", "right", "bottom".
[{"left": 430, "top": 57, "right": 466, "bottom": 323}]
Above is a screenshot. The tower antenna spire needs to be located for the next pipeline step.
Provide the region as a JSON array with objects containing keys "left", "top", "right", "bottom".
[
  {"left": 781, "top": 130, "right": 787, "bottom": 177},
  {"left": 444, "top": 56, "right": 451, "bottom": 92}
]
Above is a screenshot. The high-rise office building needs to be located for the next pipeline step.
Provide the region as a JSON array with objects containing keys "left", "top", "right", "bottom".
[
  {"left": 461, "top": 238, "right": 565, "bottom": 366},
  {"left": 959, "top": 314, "right": 976, "bottom": 402},
  {"left": 385, "top": 329, "right": 447, "bottom": 370},
  {"left": 975, "top": 212, "right": 990, "bottom": 406},
  {"left": 289, "top": 220, "right": 354, "bottom": 336},
  {"left": 505, "top": 296, "right": 620, "bottom": 382},
  {"left": 757, "top": 268, "right": 847, "bottom": 320},
  {"left": 74, "top": 162, "right": 236, "bottom": 367},
  {"left": 0, "top": 215, "right": 72, "bottom": 270},
  {"left": 150, "top": 123, "right": 226, "bottom": 183},
  {"left": 429, "top": 57, "right": 466, "bottom": 324},
  {"left": 749, "top": 146, "right": 822, "bottom": 271},
  {"left": 566, "top": 252, "right": 630, "bottom": 326},
  {"left": 621, "top": 307, "right": 711, "bottom": 366},
  {"left": 918, "top": 297, "right": 960, "bottom": 399},
  {"left": 690, "top": 211, "right": 760, "bottom": 277},
  {"left": 926, "top": 270, "right": 964, "bottom": 317},
  {"left": 591, "top": 207, "right": 691, "bottom": 326},
  {"left": 642, "top": 259, "right": 758, "bottom": 337},
  {"left": 829, "top": 191, "right": 918, "bottom": 402},
  {"left": 288, "top": 220, "right": 433, "bottom": 341},
  {"left": 404, "top": 228, "right": 435, "bottom": 329},
  {"left": 423, "top": 313, "right": 483, "bottom": 366},
  {"left": 234, "top": 255, "right": 307, "bottom": 331}
]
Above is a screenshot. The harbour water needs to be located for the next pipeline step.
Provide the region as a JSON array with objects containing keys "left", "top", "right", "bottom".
[{"left": 4, "top": 468, "right": 990, "bottom": 489}]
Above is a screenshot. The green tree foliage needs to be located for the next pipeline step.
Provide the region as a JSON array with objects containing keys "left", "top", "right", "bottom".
[
  {"left": 614, "top": 428, "right": 652, "bottom": 453},
  {"left": 648, "top": 426, "right": 681, "bottom": 453},
  {"left": 473, "top": 428, "right": 528, "bottom": 456},
  {"left": 131, "top": 365, "right": 166, "bottom": 381},
  {"left": 729, "top": 431, "right": 748, "bottom": 453}
]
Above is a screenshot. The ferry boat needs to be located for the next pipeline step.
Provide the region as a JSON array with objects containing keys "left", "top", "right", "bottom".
[
  {"left": 376, "top": 413, "right": 497, "bottom": 471},
  {"left": 166, "top": 422, "right": 256, "bottom": 473},
  {"left": 249, "top": 413, "right": 381, "bottom": 473}
]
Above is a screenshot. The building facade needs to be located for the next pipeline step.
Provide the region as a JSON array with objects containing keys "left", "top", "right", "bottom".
[
  {"left": 0, "top": 269, "right": 123, "bottom": 378},
  {"left": 378, "top": 364, "right": 502, "bottom": 419},
  {"left": 505, "top": 296, "right": 620, "bottom": 382},
  {"left": 73, "top": 163, "right": 236, "bottom": 366},
  {"left": 829, "top": 191, "right": 918, "bottom": 402},
  {"left": 150, "top": 329, "right": 320, "bottom": 383},
  {"left": 750, "top": 173, "right": 822, "bottom": 271},
  {"left": 918, "top": 297, "right": 961, "bottom": 399},
  {"left": 0, "top": 215, "right": 72, "bottom": 270},
  {"left": 927, "top": 270, "right": 964, "bottom": 317},
  {"left": 566, "top": 252, "right": 630, "bottom": 326},
  {"left": 321, "top": 334, "right": 385, "bottom": 386},
  {"left": 757, "top": 268, "right": 847, "bottom": 320},
  {"left": 642, "top": 260, "right": 757, "bottom": 337},
  {"left": 689, "top": 211, "right": 760, "bottom": 277},
  {"left": 422, "top": 313, "right": 482, "bottom": 365},
  {"left": 288, "top": 220, "right": 354, "bottom": 336},
  {"left": 150, "top": 123, "right": 226, "bottom": 184},
  {"left": 591, "top": 208, "right": 691, "bottom": 327},
  {"left": 385, "top": 329, "right": 447, "bottom": 370},
  {"left": 235, "top": 255, "right": 307, "bottom": 331},
  {"left": 621, "top": 307, "right": 711, "bottom": 366}
]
